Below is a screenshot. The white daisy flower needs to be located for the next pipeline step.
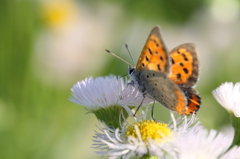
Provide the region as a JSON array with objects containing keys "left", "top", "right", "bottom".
[
  {"left": 212, "top": 82, "right": 240, "bottom": 117},
  {"left": 177, "top": 129, "right": 240, "bottom": 159},
  {"left": 92, "top": 112, "right": 202, "bottom": 159},
  {"left": 213, "top": 82, "right": 240, "bottom": 151},
  {"left": 70, "top": 75, "right": 152, "bottom": 128}
]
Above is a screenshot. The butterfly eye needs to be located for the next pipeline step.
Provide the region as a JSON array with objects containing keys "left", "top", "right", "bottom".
[{"left": 128, "top": 68, "right": 135, "bottom": 74}]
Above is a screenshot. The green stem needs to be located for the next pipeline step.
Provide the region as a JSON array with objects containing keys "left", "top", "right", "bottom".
[{"left": 229, "top": 113, "right": 240, "bottom": 149}]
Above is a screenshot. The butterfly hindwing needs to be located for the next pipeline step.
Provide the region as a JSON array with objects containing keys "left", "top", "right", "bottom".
[
  {"left": 180, "top": 87, "right": 201, "bottom": 115},
  {"left": 135, "top": 26, "right": 170, "bottom": 74},
  {"left": 168, "top": 43, "right": 199, "bottom": 88}
]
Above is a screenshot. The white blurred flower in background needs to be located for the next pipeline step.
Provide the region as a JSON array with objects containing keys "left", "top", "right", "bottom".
[{"left": 33, "top": 0, "right": 123, "bottom": 85}]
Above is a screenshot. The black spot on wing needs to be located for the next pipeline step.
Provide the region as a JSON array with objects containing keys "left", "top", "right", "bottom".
[
  {"left": 145, "top": 56, "right": 149, "bottom": 62},
  {"left": 181, "top": 53, "right": 188, "bottom": 61},
  {"left": 148, "top": 48, "right": 153, "bottom": 55},
  {"left": 183, "top": 68, "right": 188, "bottom": 74},
  {"left": 176, "top": 73, "right": 181, "bottom": 80},
  {"left": 171, "top": 58, "right": 175, "bottom": 64},
  {"left": 152, "top": 39, "right": 159, "bottom": 47}
]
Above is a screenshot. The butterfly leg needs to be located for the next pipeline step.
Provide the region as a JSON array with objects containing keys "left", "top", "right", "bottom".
[
  {"left": 151, "top": 100, "right": 156, "bottom": 121},
  {"left": 133, "top": 94, "right": 145, "bottom": 117},
  {"left": 127, "top": 80, "right": 134, "bottom": 87}
]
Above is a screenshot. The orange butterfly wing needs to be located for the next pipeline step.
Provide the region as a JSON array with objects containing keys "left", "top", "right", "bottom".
[
  {"left": 168, "top": 43, "right": 201, "bottom": 115},
  {"left": 168, "top": 43, "right": 199, "bottom": 87},
  {"left": 185, "top": 94, "right": 201, "bottom": 115},
  {"left": 134, "top": 26, "right": 187, "bottom": 115},
  {"left": 135, "top": 26, "right": 170, "bottom": 74},
  {"left": 181, "top": 87, "right": 201, "bottom": 115}
]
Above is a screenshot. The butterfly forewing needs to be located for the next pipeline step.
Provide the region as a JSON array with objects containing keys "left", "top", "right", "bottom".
[
  {"left": 168, "top": 43, "right": 199, "bottom": 88},
  {"left": 135, "top": 26, "right": 170, "bottom": 74}
]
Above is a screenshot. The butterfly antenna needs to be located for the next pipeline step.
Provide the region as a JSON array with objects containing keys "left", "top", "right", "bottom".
[
  {"left": 120, "top": 74, "right": 128, "bottom": 78},
  {"left": 105, "top": 49, "right": 133, "bottom": 67},
  {"left": 125, "top": 43, "right": 135, "bottom": 65}
]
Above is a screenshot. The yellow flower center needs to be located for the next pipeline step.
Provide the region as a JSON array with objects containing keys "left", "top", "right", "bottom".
[{"left": 126, "top": 120, "right": 172, "bottom": 142}]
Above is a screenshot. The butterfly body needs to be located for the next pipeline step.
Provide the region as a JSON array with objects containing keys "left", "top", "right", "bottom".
[{"left": 128, "top": 26, "right": 201, "bottom": 115}]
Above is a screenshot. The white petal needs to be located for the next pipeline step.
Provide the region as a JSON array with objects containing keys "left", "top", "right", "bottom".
[
  {"left": 69, "top": 75, "right": 152, "bottom": 110},
  {"left": 212, "top": 82, "right": 234, "bottom": 112},
  {"left": 178, "top": 129, "right": 239, "bottom": 158},
  {"left": 93, "top": 113, "right": 202, "bottom": 158},
  {"left": 213, "top": 82, "right": 240, "bottom": 117},
  {"left": 233, "top": 82, "right": 240, "bottom": 117}
]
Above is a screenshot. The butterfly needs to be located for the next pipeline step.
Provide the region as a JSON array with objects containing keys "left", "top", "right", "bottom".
[{"left": 128, "top": 26, "right": 201, "bottom": 115}]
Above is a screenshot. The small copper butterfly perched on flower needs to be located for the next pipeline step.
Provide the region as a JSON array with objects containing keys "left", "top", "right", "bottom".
[{"left": 128, "top": 26, "right": 201, "bottom": 115}]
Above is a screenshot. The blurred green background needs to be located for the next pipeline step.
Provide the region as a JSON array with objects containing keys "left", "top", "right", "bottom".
[{"left": 1, "top": 0, "right": 240, "bottom": 158}]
